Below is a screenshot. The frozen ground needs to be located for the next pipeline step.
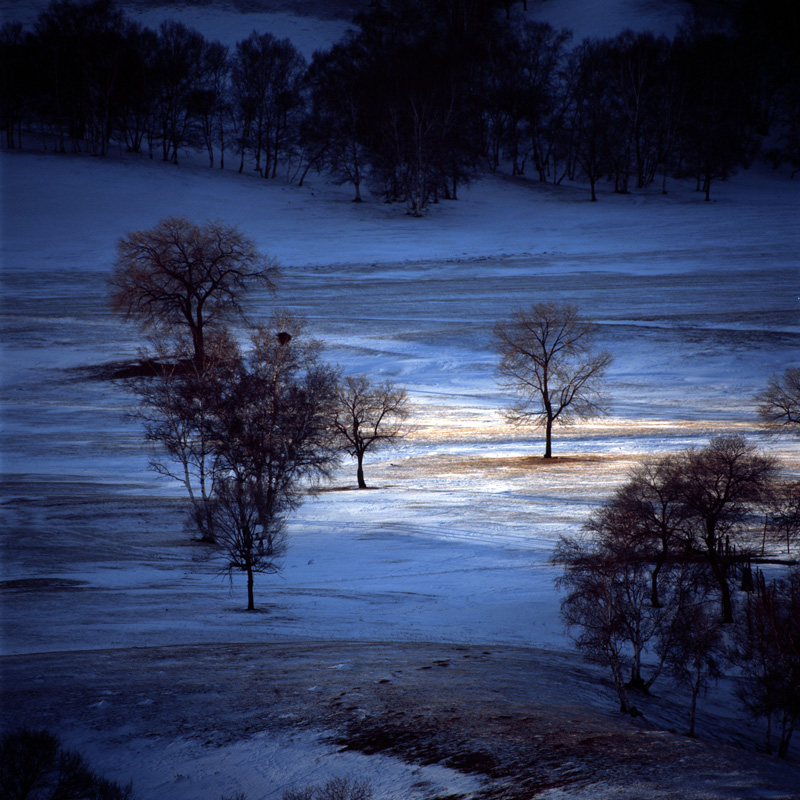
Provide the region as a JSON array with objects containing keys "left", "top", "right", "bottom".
[{"left": 2, "top": 0, "right": 800, "bottom": 797}]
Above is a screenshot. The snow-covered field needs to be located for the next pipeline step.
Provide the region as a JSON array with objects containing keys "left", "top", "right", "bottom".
[{"left": 2, "top": 1, "right": 800, "bottom": 798}]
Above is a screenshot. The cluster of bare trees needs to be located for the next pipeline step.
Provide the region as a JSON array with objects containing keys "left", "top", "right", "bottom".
[
  {"left": 111, "top": 218, "right": 409, "bottom": 610},
  {"left": 555, "top": 434, "right": 799, "bottom": 754},
  {"left": 3, "top": 0, "right": 799, "bottom": 206}
]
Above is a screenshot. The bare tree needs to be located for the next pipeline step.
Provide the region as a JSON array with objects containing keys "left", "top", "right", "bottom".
[
  {"left": 126, "top": 308, "right": 339, "bottom": 610},
  {"left": 603, "top": 454, "right": 687, "bottom": 608},
  {"left": 596, "top": 438, "right": 778, "bottom": 625},
  {"left": 304, "top": 41, "right": 369, "bottom": 200},
  {"left": 127, "top": 328, "right": 240, "bottom": 542},
  {"left": 317, "top": 776, "right": 374, "bottom": 800},
  {"left": 207, "top": 312, "right": 340, "bottom": 610},
  {"left": 0, "top": 727, "right": 134, "bottom": 800},
  {"left": 150, "top": 20, "right": 207, "bottom": 165},
  {"left": 209, "top": 473, "right": 289, "bottom": 612},
  {"left": 676, "top": 435, "right": 777, "bottom": 624},
  {"left": 757, "top": 367, "right": 800, "bottom": 434},
  {"left": 555, "top": 533, "right": 645, "bottom": 714},
  {"left": 283, "top": 776, "right": 373, "bottom": 800},
  {"left": 230, "top": 32, "right": 305, "bottom": 179},
  {"left": 766, "top": 481, "right": 800, "bottom": 556},
  {"left": 333, "top": 375, "right": 409, "bottom": 489},
  {"left": 570, "top": 39, "right": 616, "bottom": 201},
  {"left": 493, "top": 302, "right": 612, "bottom": 458},
  {"left": 663, "top": 594, "right": 724, "bottom": 736},
  {"left": 556, "top": 512, "right": 695, "bottom": 703},
  {"left": 110, "top": 216, "right": 276, "bottom": 367},
  {"left": 729, "top": 567, "right": 800, "bottom": 758}
]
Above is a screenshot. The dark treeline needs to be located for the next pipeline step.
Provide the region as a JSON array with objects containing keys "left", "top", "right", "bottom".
[{"left": 2, "top": 0, "right": 798, "bottom": 209}]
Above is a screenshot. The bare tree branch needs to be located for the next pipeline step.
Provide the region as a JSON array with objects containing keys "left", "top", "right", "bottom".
[{"left": 757, "top": 367, "right": 800, "bottom": 434}]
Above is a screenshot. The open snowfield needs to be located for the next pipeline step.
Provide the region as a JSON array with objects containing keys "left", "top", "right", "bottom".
[{"left": 2, "top": 1, "right": 800, "bottom": 798}]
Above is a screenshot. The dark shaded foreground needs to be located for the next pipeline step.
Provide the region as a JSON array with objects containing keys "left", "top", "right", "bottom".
[{"left": 2, "top": 641, "right": 799, "bottom": 798}]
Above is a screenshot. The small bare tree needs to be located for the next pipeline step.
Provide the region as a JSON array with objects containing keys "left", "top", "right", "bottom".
[
  {"left": 210, "top": 474, "right": 289, "bottom": 612},
  {"left": 729, "top": 567, "right": 800, "bottom": 758},
  {"left": 128, "top": 328, "right": 240, "bottom": 541},
  {"left": 676, "top": 436, "right": 777, "bottom": 624},
  {"left": 494, "top": 302, "right": 612, "bottom": 458},
  {"left": 207, "top": 313, "right": 340, "bottom": 610},
  {"left": 766, "top": 481, "right": 800, "bottom": 555},
  {"left": 555, "top": 534, "right": 643, "bottom": 714},
  {"left": 557, "top": 516, "right": 720, "bottom": 719},
  {"left": 110, "top": 216, "right": 276, "bottom": 367},
  {"left": 333, "top": 375, "right": 409, "bottom": 489},
  {"left": 663, "top": 594, "right": 724, "bottom": 737},
  {"left": 282, "top": 776, "right": 373, "bottom": 800},
  {"left": 589, "top": 454, "right": 687, "bottom": 608},
  {"left": 757, "top": 367, "right": 800, "bottom": 434},
  {"left": 556, "top": 520, "right": 699, "bottom": 706}
]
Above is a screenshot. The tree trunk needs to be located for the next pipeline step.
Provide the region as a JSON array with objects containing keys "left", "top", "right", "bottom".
[
  {"left": 706, "top": 529, "right": 734, "bottom": 623},
  {"left": 650, "top": 558, "right": 663, "bottom": 608},
  {"left": 689, "top": 679, "right": 699, "bottom": 736},
  {"left": 719, "top": 573, "right": 733, "bottom": 623},
  {"left": 610, "top": 658, "right": 632, "bottom": 714},
  {"left": 709, "top": 555, "right": 734, "bottom": 623},
  {"left": 777, "top": 714, "right": 794, "bottom": 759},
  {"left": 356, "top": 451, "right": 367, "bottom": 489},
  {"left": 246, "top": 567, "right": 255, "bottom": 611},
  {"left": 544, "top": 416, "right": 553, "bottom": 458}
]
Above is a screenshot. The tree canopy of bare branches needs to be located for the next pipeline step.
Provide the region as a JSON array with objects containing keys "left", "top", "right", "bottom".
[
  {"left": 202, "top": 313, "right": 339, "bottom": 610},
  {"left": 127, "top": 328, "right": 241, "bottom": 541},
  {"left": 555, "top": 531, "right": 665, "bottom": 714},
  {"left": 757, "top": 367, "right": 800, "bottom": 434},
  {"left": 597, "top": 455, "right": 687, "bottom": 608},
  {"left": 333, "top": 376, "right": 409, "bottom": 489},
  {"left": 663, "top": 595, "right": 724, "bottom": 737},
  {"left": 678, "top": 435, "right": 777, "bottom": 623},
  {"left": 730, "top": 567, "right": 800, "bottom": 758},
  {"left": 494, "top": 302, "right": 612, "bottom": 458},
  {"left": 126, "top": 311, "right": 340, "bottom": 610},
  {"left": 110, "top": 216, "right": 276, "bottom": 367},
  {"left": 766, "top": 480, "right": 800, "bottom": 556}
]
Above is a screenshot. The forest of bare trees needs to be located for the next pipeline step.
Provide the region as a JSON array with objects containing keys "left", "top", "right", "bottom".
[{"left": 2, "top": 0, "right": 798, "bottom": 208}]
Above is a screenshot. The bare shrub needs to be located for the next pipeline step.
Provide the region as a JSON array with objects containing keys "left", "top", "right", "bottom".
[
  {"left": 281, "top": 776, "right": 373, "bottom": 800},
  {"left": 281, "top": 788, "right": 315, "bottom": 800},
  {"left": 317, "top": 776, "right": 373, "bottom": 800}
]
